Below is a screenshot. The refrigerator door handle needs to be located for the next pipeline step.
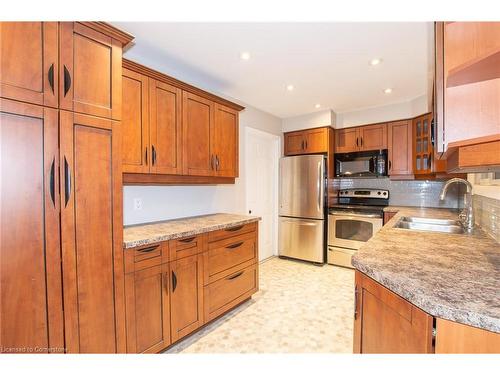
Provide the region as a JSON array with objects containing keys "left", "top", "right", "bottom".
[{"left": 317, "top": 161, "right": 322, "bottom": 212}]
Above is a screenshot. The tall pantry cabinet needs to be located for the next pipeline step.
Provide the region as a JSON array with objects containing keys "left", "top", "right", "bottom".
[{"left": 0, "top": 22, "right": 133, "bottom": 353}]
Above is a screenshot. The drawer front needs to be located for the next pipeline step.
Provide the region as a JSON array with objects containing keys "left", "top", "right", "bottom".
[
  {"left": 208, "top": 222, "right": 257, "bottom": 242},
  {"left": 124, "top": 242, "right": 168, "bottom": 274},
  {"left": 206, "top": 232, "right": 257, "bottom": 282},
  {"left": 170, "top": 233, "right": 206, "bottom": 260},
  {"left": 204, "top": 264, "right": 258, "bottom": 322}
]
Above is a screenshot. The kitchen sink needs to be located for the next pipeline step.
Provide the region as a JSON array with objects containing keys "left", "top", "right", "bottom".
[{"left": 394, "top": 216, "right": 464, "bottom": 234}]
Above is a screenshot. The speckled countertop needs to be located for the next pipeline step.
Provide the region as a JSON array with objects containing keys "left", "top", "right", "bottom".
[
  {"left": 123, "top": 213, "right": 261, "bottom": 249},
  {"left": 352, "top": 206, "right": 500, "bottom": 333}
]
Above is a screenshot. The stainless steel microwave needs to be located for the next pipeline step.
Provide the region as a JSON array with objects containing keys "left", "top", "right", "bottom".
[{"left": 334, "top": 150, "right": 387, "bottom": 178}]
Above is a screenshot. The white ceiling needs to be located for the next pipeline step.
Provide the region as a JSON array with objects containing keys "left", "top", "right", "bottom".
[{"left": 115, "top": 22, "right": 433, "bottom": 119}]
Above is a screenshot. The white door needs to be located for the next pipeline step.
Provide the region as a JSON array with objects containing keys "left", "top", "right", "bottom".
[{"left": 245, "top": 127, "right": 280, "bottom": 261}]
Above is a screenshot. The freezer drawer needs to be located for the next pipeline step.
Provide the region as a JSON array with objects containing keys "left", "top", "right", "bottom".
[
  {"left": 279, "top": 155, "right": 325, "bottom": 219},
  {"left": 278, "top": 217, "right": 324, "bottom": 263},
  {"left": 327, "top": 246, "right": 355, "bottom": 269}
]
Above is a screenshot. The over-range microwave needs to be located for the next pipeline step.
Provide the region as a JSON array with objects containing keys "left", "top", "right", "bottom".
[{"left": 334, "top": 150, "right": 388, "bottom": 178}]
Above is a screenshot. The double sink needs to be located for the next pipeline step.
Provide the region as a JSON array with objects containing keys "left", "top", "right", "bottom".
[{"left": 394, "top": 216, "right": 464, "bottom": 234}]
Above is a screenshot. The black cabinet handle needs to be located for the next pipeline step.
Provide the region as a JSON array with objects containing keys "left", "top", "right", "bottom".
[
  {"left": 226, "top": 271, "right": 244, "bottom": 280},
  {"left": 360, "top": 137, "right": 363, "bottom": 147},
  {"left": 354, "top": 285, "right": 359, "bottom": 320},
  {"left": 64, "top": 157, "right": 71, "bottom": 207},
  {"left": 301, "top": 140, "right": 305, "bottom": 150},
  {"left": 145, "top": 147, "right": 148, "bottom": 165},
  {"left": 63, "top": 65, "right": 71, "bottom": 97},
  {"left": 48, "top": 63, "right": 55, "bottom": 94},
  {"left": 226, "top": 225, "right": 244, "bottom": 232},
  {"left": 305, "top": 140, "right": 308, "bottom": 150},
  {"left": 389, "top": 160, "right": 392, "bottom": 170},
  {"left": 226, "top": 241, "right": 244, "bottom": 249},
  {"left": 152, "top": 145, "right": 156, "bottom": 166},
  {"left": 428, "top": 152, "right": 432, "bottom": 171},
  {"left": 179, "top": 236, "right": 196, "bottom": 243},
  {"left": 356, "top": 137, "right": 359, "bottom": 147},
  {"left": 137, "top": 245, "right": 158, "bottom": 253},
  {"left": 172, "top": 270, "right": 177, "bottom": 292},
  {"left": 216, "top": 155, "right": 220, "bottom": 171},
  {"left": 49, "top": 157, "right": 55, "bottom": 207}
]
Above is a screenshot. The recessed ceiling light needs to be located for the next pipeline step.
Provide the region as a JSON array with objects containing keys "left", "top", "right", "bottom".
[
  {"left": 240, "top": 51, "right": 251, "bottom": 60},
  {"left": 286, "top": 84, "right": 294, "bottom": 91},
  {"left": 315, "top": 104, "right": 321, "bottom": 109},
  {"left": 370, "top": 58, "right": 382, "bottom": 66},
  {"left": 384, "top": 88, "right": 393, "bottom": 94}
]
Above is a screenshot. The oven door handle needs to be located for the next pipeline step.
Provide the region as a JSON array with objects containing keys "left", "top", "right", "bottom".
[{"left": 329, "top": 212, "right": 382, "bottom": 219}]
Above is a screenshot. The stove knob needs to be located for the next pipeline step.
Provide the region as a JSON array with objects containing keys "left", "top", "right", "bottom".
[
  {"left": 377, "top": 191, "right": 381, "bottom": 195},
  {"left": 383, "top": 192, "right": 387, "bottom": 196}
]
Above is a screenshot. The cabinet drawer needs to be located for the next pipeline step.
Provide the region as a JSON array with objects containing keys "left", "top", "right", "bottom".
[
  {"left": 170, "top": 233, "right": 206, "bottom": 260},
  {"left": 124, "top": 242, "right": 168, "bottom": 274},
  {"left": 204, "top": 264, "right": 258, "bottom": 322},
  {"left": 204, "top": 232, "right": 257, "bottom": 284},
  {"left": 208, "top": 222, "right": 257, "bottom": 242}
]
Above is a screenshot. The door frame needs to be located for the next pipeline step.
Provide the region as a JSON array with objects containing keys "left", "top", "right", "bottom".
[{"left": 244, "top": 126, "right": 280, "bottom": 261}]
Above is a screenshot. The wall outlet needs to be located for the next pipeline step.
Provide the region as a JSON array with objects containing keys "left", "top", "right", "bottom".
[{"left": 133, "top": 198, "right": 143, "bottom": 211}]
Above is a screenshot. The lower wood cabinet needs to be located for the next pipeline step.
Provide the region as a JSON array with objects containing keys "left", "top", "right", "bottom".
[
  {"left": 125, "top": 263, "right": 171, "bottom": 353},
  {"left": 354, "top": 270, "right": 434, "bottom": 353},
  {"left": 170, "top": 253, "right": 205, "bottom": 342},
  {"left": 124, "top": 224, "right": 259, "bottom": 353}
]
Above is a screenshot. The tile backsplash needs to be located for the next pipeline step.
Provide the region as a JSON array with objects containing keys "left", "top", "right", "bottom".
[
  {"left": 473, "top": 194, "right": 500, "bottom": 243},
  {"left": 331, "top": 178, "right": 464, "bottom": 209}
]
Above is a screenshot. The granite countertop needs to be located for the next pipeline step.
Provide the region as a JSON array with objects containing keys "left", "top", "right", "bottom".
[
  {"left": 352, "top": 206, "right": 500, "bottom": 333},
  {"left": 123, "top": 213, "right": 261, "bottom": 249}
]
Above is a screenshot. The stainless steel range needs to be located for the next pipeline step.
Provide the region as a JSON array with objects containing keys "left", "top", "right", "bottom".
[{"left": 328, "top": 189, "right": 389, "bottom": 268}]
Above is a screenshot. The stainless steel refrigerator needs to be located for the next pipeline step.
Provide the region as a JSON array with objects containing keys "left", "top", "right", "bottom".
[{"left": 278, "top": 154, "right": 326, "bottom": 264}]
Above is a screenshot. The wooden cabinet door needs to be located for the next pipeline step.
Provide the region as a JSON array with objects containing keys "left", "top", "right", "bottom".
[
  {"left": 0, "top": 22, "right": 58, "bottom": 108},
  {"left": 182, "top": 91, "right": 215, "bottom": 176},
  {"left": 335, "top": 127, "right": 359, "bottom": 153},
  {"left": 0, "top": 99, "right": 63, "bottom": 352},
  {"left": 125, "top": 264, "right": 171, "bottom": 353},
  {"left": 413, "top": 114, "right": 433, "bottom": 175},
  {"left": 59, "top": 22, "right": 122, "bottom": 120},
  {"left": 284, "top": 131, "right": 306, "bottom": 155},
  {"left": 213, "top": 104, "right": 239, "bottom": 177},
  {"left": 304, "top": 128, "right": 328, "bottom": 153},
  {"left": 60, "top": 111, "right": 125, "bottom": 353},
  {"left": 170, "top": 254, "right": 204, "bottom": 342},
  {"left": 122, "top": 68, "right": 150, "bottom": 173},
  {"left": 150, "top": 79, "right": 182, "bottom": 175},
  {"left": 388, "top": 120, "right": 413, "bottom": 176},
  {"left": 359, "top": 123, "right": 387, "bottom": 151},
  {"left": 354, "top": 271, "right": 433, "bottom": 354}
]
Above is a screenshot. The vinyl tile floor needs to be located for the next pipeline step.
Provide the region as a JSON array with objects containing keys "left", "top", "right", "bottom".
[{"left": 164, "top": 256, "right": 355, "bottom": 353}]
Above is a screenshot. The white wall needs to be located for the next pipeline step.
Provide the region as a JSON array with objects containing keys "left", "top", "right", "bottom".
[
  {"left": 282, "top": 109, "right": 336, "bottom": 132},
  {"left": 468, "top": 174, "right": 500, "bottom": 200},
  {"left": 335, "top": 95, "right": 429, "bottom": 128},
  {"left": 123, "top": 104, "right": 282, "bottom": 226}
]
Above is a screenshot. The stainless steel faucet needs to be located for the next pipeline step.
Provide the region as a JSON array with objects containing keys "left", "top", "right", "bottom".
[{"left": 439, "top": 178, "right": 475, "bottom": 232}]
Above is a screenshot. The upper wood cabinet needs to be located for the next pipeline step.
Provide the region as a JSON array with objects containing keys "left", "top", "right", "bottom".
[
  {"left": 59, "top": 22, "right": 123, "bottom": 120},
  {"left": 0, "top": 99, "right": 64, "bottom": 352},
  {"left": 413, "top": 113, "right": 433, "bottom": 175},
  {"left": 335, "top": 123, "right": 387, "bottom": 153},
  {"left": 388, "top": 120, "right": 413, "bottom": 177},
  {"left": 354, "top": 271, "right": 434, "bottom": 354},
  {"left": 122, "top": 68, "right": 150, "bottom": 173},
  {"left": 122, "top": 60, "right": 243, "bottom": 184},
  {"left": 0, "top": 22, "right": 59, "bottom": 108},
  {"left": 284, "top": 127, "right": 332, "bottom": 155},
  {"left": 149, "top": 79, "right": 183, "bottom": 175},
  {"left": 435, "top": 22, "right": 500, "bottom": 158}
]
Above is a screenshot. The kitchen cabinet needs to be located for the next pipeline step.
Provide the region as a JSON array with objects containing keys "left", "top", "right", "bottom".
[
  {"left": 383, "top": 212, "right": 396, "bottom": 225},
  {"left": 284, "top": 126, "right": 333, "bottom": 155},
  {"left": 149, "top": 79, "right": 183, "bottom": 175},
  {"left": 122, "top": 59, "right": 243, "bottom": 184},
  {"left": 413, "top": 113, "right": 433, "bottom": 175},
  {"left": 353, "top": 271, "right": 434, "bottom": 353},
  {"left": 335, "top": 123, "right": 387, "bottom": 153},
  {"left": 59, "top": 22, "right": 123, "bottom": 120},
  {"left": 434, "top": 22, "right": 500, "bottom": 168},
  {"left": 122, "top": 68, "right": 150, "bottom": 173},
  {"left": 0, "top": 99, "right": 64, "bottom": 352},
  {"left": 0, "top": 22, "right": 59, "bottom": 108},
  {"left": 0, "top": 22, "right": 132, "bottom": 354},
  {"left": 59, "top": 111, "right": 125, "bottom": 353},
  {"left": 388, "top": 120, "right": 414, "bottom": 178},
  {"left": 125, "top": 263, "right": 171, "bottom": 353},
  {"left": 170, "top": 254, "right": 205, "bottom": 342}
]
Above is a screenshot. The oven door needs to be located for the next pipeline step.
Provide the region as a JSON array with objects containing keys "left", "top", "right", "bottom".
[{"left": 328, "top": 212, "right": 383, "bottom": 250}]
